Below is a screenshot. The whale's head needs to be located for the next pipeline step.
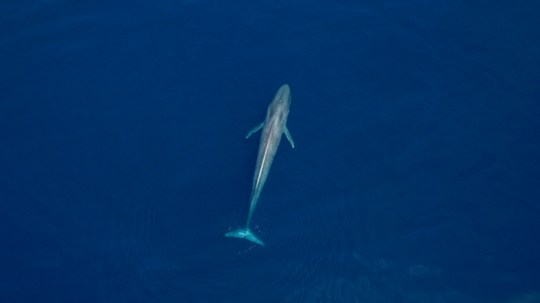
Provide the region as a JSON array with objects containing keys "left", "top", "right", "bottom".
[
  {"left": 274, "top": 84, "right": 291, "bottom": 108},
  {"left": 268, "top": 84, "right": 291, "bottom": 111},
  {"left": 266, "top": 84, "right": 291, "bottom": 127}
]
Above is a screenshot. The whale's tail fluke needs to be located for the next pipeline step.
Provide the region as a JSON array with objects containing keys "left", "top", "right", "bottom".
[{"left": 225, "top": 228, "right": 265, "bottom": 246}]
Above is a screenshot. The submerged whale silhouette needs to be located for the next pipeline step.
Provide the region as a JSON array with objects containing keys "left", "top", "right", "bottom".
[{"left": 225, "top": 84, "right": 295, "bottom": 246}]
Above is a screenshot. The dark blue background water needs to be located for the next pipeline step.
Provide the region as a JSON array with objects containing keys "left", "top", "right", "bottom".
[{"left": 1, "top": 1, "right": 539, "bottom": 302}]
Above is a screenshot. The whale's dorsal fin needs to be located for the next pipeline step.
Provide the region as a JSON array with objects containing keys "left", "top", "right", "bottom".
[
  {"left": 284, "top": 126, "right": 295, "bottom": 148},
  {"left": 246, "top": 122, "right": 264, "bottom": 139}
]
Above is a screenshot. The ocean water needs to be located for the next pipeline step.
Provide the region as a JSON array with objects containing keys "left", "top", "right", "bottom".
[{"left": 1, "top": 0, "right": 539, "bottom": 302}]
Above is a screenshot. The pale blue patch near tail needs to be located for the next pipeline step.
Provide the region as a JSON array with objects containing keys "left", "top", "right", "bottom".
[{"left": 225, "top": 228, "right": 265, "bottom": 246}]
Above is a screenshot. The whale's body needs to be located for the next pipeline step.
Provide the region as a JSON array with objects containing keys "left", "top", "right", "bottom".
[{"left": 225, "top": 84, "right": 295, "bottom": 246}]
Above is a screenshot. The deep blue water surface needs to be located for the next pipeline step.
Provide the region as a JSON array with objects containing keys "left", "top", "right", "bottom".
[{"left": 1, "top": 1, "right": 539, "bottom": 302}]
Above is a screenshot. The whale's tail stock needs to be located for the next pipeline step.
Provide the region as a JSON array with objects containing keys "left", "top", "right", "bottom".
[{"left": 225, "top": 228, "right": 265, "bottom": 246}]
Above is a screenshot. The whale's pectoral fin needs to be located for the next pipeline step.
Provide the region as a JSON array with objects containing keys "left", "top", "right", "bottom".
[
  {"left": 284, "top": 126, "right": 295, "bottom": 148},
  {"left": 246, "top": 122, "right": 264, "bottom": 139}
]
